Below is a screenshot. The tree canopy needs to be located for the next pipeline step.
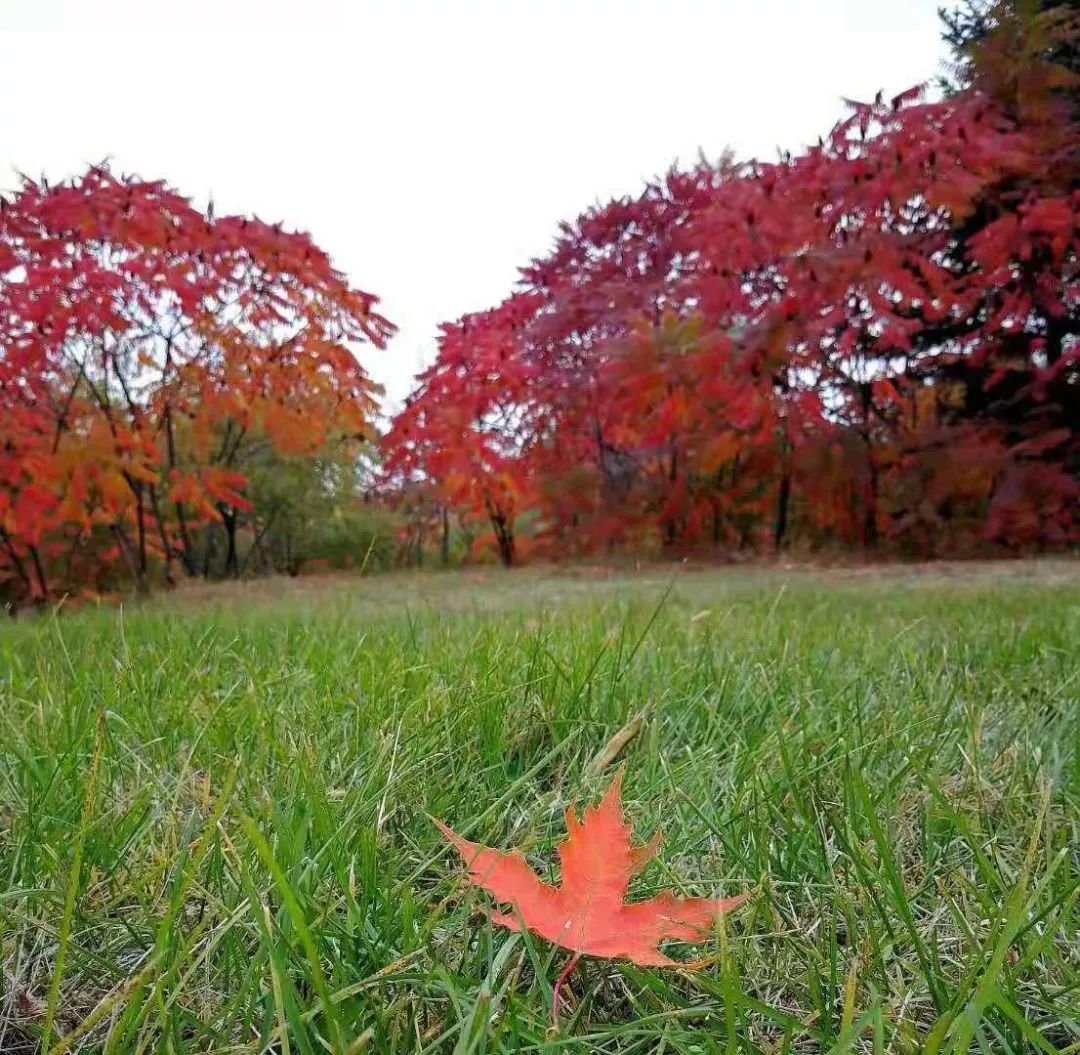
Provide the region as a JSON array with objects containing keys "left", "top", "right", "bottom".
[{"left": 382, "top": 1, "right": 1078, "bottom": 564}]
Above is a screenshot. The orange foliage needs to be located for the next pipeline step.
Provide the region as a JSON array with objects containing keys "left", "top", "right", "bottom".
[
  {"left": 0, "top": 164, "right": 391, "bottom": 603},
  {"left": 435, "top": 771, "right": 747, "bottom": 1024}
]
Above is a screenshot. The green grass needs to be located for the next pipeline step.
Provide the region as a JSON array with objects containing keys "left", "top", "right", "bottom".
[{"left": 1, "top": 564, "right": 1078, "bottom": 1053}]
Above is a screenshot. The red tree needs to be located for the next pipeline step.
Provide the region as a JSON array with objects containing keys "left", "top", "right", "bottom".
[
  {"left": 0, "top": 164, "right": 392, "bottom": 603},
  {"left": 383, "top": 4, "right": 1077, "bottom": 561}
]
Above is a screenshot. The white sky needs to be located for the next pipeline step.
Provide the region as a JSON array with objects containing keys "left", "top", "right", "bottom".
[{"left": 1, "top": 0, "right": 947, "bottom": 412}]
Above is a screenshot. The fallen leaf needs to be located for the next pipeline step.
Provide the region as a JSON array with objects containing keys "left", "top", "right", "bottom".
[{"left": 434, "top": 770, "right": 747, "bottom": 1024}]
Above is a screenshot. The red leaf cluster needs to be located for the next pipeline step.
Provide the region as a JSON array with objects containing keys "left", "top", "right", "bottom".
[
  {"left": 382, "top": 10, "right": 1078, "bottom": 563},
  {"left": 0, "top": 164, "right": 392, "bottom": 603}
]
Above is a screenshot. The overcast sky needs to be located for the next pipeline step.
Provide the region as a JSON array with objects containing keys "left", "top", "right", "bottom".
[{"left": 2, "top": 0, "right": 947, "bottom": 411}]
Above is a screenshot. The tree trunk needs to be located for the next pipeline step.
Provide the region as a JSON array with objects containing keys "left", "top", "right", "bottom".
[
  {"left": 147, "top": 486, "right": 176, "bottom": 586},
  {"left": 135, "top": 488, "right": 148, "bottom": 579},
  {"left": 863, "top": 440, "right": 879, "bottom": 550},
  {"left": 111, "top": 524, "right": 149, "bottom": 593},
  {"left": 856, "top": 380, "right": 879, "bottom": 549},
  {"left": 27, "top": 545, "right": 49, "bottom": 603},
  {"left": 241, "top": 512, "right": 276, "bottom": 574},
  {"left": 441, "top": 504, "right": 451, "bottom": 565},
  {"left": 64, "top": 527, "right": 84, "bottom": 588},
  {"left": 201, "top": 523, "right": 216, "bottom": 579},
  {"left": 490, "top": 513, "right": 515, "bottom": 568},
  {"left": 663, "top": 440, "right": 679, "bottom": 547},
  {"left": 774, "top": 462, "right": 791, "bottom": 553},
  {"left": 174, "top": 502, "right": 197, "bottom": 576},
  {"left": 218, "top": 507, "right": 239, "bottom": 577}
]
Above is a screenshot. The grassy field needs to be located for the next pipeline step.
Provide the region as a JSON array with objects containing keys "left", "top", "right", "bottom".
[{"left": 1, "top": 562, "right": 1078, "bottom": 1054}]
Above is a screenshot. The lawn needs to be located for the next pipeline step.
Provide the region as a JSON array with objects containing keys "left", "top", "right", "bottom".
[{"left": 1, "top": 562, "right": 1078, "bottom": 1053}]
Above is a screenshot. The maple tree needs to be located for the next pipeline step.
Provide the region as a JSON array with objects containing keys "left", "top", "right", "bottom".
[
  {"left": 382, "top": 295, "right": 542, "bottom": 567},
  {"left": 382, "top": 1, "right": 1078, "bottom": 562},
  {"left": 3, "top": 4, "right": 1075, "bottom": 595},
  {"left": 0, "top": 163, "right": 392, "bottom": 605},
  {"left": 435, "top": 771, "right": 748, "bottom": 1025}
]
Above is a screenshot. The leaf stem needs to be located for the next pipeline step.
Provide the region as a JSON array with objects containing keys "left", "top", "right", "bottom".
[{"left": 551, "top": 951, "right": 581, "bottom": 1029}]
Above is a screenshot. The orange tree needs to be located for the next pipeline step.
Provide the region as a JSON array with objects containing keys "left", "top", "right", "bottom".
[{"left": 0, "top": 164, "right": 392, "bottom": 603}]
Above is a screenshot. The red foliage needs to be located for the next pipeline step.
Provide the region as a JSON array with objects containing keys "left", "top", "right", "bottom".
[
  {"left": 0, "top": 164, "right": 392, "bottom": 603},
  {"left": 382, "top": 9, "right": 1077, "bottom": 560},
  {"left": 435, "top": 771, "right": 747, "bottom": 1024}
]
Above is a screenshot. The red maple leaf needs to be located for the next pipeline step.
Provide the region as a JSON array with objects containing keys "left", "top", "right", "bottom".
[{"left": 434, "top": 771, "right": 748, "bottom": 1024}]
